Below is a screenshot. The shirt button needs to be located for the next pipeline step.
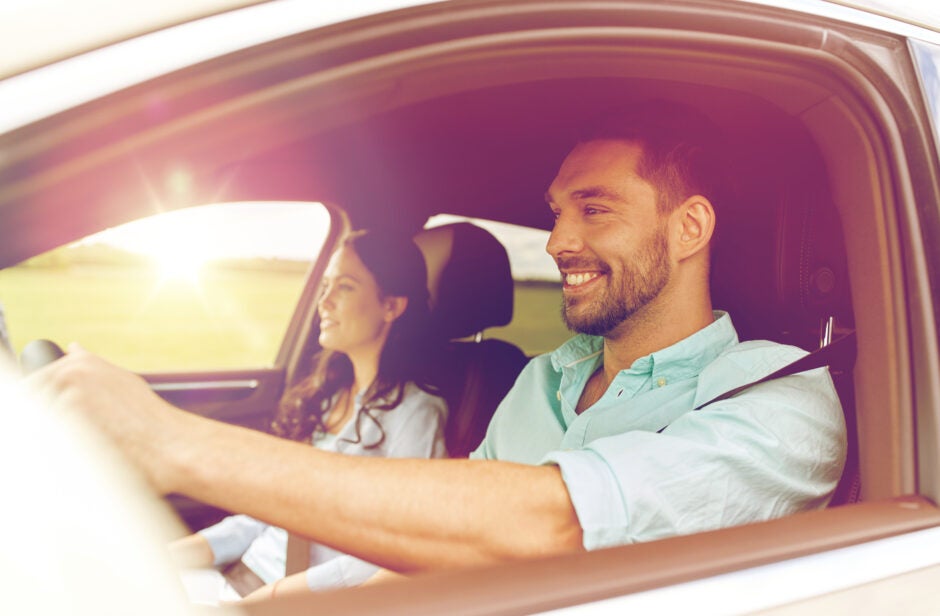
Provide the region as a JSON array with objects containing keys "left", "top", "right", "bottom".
[
  {"left": 657, "top": 377, "right": 667, "bottom": 387},
  {"left": 617, "top": 389, "right": 623, "bottom": 397},
  {"left": 556, "top": 391, "right": 562, "bottom": 401}
]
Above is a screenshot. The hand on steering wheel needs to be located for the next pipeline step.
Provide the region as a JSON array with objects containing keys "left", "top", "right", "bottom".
[{"left": 20, "top": 339, "right": 66, "bottom": 374}]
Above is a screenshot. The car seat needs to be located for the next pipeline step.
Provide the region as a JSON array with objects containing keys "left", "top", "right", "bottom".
[
  {"left": 413, "top": 222, "right": 529, "bottom": 458},
  {"left": 710, "top": 148, "right": 859, "bottom": 506}
]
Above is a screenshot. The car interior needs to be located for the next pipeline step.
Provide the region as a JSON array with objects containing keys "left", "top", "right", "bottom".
[{"left": 4, "top": 1, "right": 940, "bottom": 609}]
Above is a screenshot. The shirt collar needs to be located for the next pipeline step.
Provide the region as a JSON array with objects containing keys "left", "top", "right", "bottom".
[{"left": 550, "top": 311, "right": 739, "bottom": 380}]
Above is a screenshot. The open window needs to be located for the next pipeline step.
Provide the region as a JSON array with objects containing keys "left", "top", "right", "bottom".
[{"left": 0, "top": 201, "right": 331, "bottom": 371}]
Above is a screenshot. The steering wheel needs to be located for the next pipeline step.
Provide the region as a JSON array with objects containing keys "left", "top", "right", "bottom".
[{"left": 20, "top": 339, "right": 65, "bottom": 374}]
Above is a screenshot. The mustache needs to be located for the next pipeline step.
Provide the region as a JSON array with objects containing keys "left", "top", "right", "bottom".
[{"left": 555, "top": 256, "right": 611, "bottom": 274}]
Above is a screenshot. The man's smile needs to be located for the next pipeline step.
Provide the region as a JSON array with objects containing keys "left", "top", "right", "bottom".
[{"left": 563, "top": 271, "right": 602, "bottom": 288}]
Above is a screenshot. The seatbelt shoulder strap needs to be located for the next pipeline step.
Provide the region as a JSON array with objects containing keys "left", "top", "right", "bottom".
[{"left": 693, "top": 330, "right": 856, "bottom": 411}]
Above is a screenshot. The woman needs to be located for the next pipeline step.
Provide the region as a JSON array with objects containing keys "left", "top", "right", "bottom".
[{"left": 170, "top": 229, "right": 447, "bottom": 603}]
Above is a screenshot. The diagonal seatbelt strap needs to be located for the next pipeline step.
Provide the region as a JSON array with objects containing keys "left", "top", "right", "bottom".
[
  {"left": 285, "top": 533, "right": 311, "bottom": 576},
  {"left": 693, "top": 330, "right": 857, "bottom": 411}
]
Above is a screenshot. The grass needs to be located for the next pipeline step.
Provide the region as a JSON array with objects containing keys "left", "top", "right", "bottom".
[
  {"left": 0, "top": 264, "right": 306, "bottom": 371},
  {"left": 489, "top": 281, "right": 572, "bottom": 356},
  {"left": 0, "top": 264, "right": 571, "bottom": 371}
]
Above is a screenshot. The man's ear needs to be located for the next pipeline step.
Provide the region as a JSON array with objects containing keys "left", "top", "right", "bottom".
[
  {"left": 672, "top": 195, "right": 715, "bottom": 261},
  {"left": 383, "top": 296, "right": 408, "bottom": 323}
]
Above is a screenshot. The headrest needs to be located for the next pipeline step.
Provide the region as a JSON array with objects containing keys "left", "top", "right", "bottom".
[
  {"left": 413, "top": 222, "right": 514, "bottom": 340},
  {"left": 711, "top": 180, "right": 853, "bottom": 350}
]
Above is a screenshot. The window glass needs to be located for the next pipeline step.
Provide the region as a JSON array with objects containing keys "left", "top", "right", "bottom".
[
  {"left": 426, "top": 214, "right": 570, "bottom": 356},
  {"left": 0, "top": 202, "right": 330, "bottom": 372},
  {"left": 912, "top": 38, "right": 940, "bottom": 158}
]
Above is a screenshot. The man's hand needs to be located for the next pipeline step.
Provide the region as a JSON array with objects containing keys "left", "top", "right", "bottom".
[
  {"left": 26, "top": 343, "right": 189, "bottom": 494},
  {"left": 25, "top": 345, "right": 583, "bottom": 572}
]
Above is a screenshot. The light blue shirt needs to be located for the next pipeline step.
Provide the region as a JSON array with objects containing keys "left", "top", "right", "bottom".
[
  {"left": 200, "top": 382, "right": 448, "bottom": 590},
  {"left": 471, "top": 312, "right": 846, "bottom": 550}
]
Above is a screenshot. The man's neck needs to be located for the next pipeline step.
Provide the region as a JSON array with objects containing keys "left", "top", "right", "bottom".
[{"left": 600, "top": 301, "right": 714, "bottom": 384}]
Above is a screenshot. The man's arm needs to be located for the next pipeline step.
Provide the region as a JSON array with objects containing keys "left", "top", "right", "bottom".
[{"left": 31, "top": 346, "right": 583, "bottom": 572}]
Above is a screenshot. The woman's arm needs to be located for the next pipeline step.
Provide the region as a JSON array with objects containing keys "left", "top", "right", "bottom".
[
  {"left": 238, "top": 572, "right": 308, "bottom": 605},
  {"left": 377, "top": 386, "right": 448, "bottom": 459},
  {"left": 167, "top": 534, "right": 214, "bottom": 569}
]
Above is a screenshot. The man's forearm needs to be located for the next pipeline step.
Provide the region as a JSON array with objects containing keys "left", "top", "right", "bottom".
[
  {"left": 168, "top": 411, "right": 584, "bottom": 572},
  {"left": 33, "top": 348, "right": 583, "bottom": 572}
]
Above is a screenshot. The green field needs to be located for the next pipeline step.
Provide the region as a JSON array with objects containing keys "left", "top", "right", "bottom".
[
  {"left": 491, "top": 281, "right": 572, "bottom": 356},
  {"left": 0, "top": 264, "right": 570, "bottom": 371}
]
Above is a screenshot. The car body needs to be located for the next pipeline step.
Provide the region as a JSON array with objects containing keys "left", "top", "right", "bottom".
[{"left": 3, "top": 0, "right": 940, "bottom": 613}]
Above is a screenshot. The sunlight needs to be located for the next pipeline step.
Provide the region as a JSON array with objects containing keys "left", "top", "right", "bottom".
[
  {"left": 104, "top": 214, "right": 216, "bottom": 286},
  {"left": 147, "top": 244, "right": 209, "bottom": 286}
]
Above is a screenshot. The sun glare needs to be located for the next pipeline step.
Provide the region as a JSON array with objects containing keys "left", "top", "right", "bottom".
[
  {"left": 148, "top": 245, "right": 209, "bottom": 285},
  {"left": 75, "top": 202, "right": 331, "bottom": 288},
  {"left": 120, "top": 217, "right": 215, "bottom": 285}
]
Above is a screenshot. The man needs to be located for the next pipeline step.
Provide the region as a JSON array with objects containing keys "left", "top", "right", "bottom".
[{"left": 32, "top": 101, "right": 845, "bottom": 576}]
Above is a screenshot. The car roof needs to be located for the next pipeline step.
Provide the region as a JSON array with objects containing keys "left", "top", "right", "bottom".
[
  {"left": 0, "top": 0, "right": 437, "bottom": 81},
  {"left": 826, "top": 0, "right": 940, "bottom": 32},
  {"left": 3, "top": 0, "right": 939, "bottom": 138},
  {"left": 0, "top": 0, "right": 442, "bottom": 134},
  {"left": 0, "top": 0, "right": 264, "bottom": 80},
  {"left": 1, "top": 0, "right": 936, "bottom": 261}
]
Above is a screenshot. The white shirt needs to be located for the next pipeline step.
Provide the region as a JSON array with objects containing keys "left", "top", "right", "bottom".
[{"left": 199, "top": 381, "right": 448, "bottom": 589}]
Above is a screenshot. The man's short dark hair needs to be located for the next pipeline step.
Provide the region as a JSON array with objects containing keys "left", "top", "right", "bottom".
[{"left": 578, "top": 100, "right": 728, "bottom": 214}]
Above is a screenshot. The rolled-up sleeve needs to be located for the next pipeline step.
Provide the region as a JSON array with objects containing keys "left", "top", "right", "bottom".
[
  {"left": 541, "top": 448, "right": 629, "bottom": 549},
  {"left": 543, "top": 369, "right": 846, "bottom": 550}
]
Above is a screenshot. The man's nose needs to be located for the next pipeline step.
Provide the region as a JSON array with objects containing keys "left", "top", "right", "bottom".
[{"left": 546, "top": 213, "right": 583, "bottom": 259}]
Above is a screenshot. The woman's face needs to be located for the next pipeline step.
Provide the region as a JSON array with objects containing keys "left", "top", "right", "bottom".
[{"left": 317, "top": 246, "right": 398, "bottom": 357}]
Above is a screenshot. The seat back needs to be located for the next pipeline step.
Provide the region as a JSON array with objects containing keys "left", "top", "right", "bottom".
[
  {"left": 710, "top": 143, "right": 858, "bottom": 505},
  {"left": 414, "top": 222, "right": 528, "bottom": 457}
]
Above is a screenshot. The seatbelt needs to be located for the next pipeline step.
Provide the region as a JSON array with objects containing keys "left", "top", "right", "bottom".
[
  {"left": 693, "top": 330, "right": 857, "bottom": 411},
  {"left": 285, "top": 533, "right": 311, "bottom": 576}
]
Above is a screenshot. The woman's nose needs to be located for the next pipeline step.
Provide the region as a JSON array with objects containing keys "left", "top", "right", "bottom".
[{"left": 318, "top": 287, "right": 335, "bottom": 310}]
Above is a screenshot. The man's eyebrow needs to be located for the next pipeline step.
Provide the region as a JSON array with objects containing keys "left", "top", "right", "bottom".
[
  {"left": 545, "top": 186, "right": 627, "bottom": 205},
  {"left": 569, "top": 186, "right": 625, "bottom": 201}
]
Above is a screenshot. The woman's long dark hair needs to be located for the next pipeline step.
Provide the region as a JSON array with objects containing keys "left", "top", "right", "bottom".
[{"left": 271, "top": 229, "right": 438, "bottom": 448}]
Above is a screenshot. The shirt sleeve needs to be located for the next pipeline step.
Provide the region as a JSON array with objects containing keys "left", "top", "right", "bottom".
[
  {"left": 542, "top": 368, "right": 847, "bottom": 550},
  {"left": 469, "top": 355, "right": 559, "bottom": 463},
  {"left": 380, "top": 386, "right": 449, "bottom": 459},
  {"left": 197, "top": 514, "right": 269, "bottom": 566},
  {"left": 305, "top": 555, "right": 381, "bottom": 591}
]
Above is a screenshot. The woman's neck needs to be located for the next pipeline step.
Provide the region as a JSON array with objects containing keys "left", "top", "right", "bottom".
[{"left": 346, "top": 350, "right": 380, "bottom": 397}]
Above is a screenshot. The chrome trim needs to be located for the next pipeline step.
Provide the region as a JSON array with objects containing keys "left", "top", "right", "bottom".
[
  {"left": 820, "top": 315, "right": 835, "bottom": 348},
  {"left": 150, "top": 379, "right": 259, "bottom": 392}
]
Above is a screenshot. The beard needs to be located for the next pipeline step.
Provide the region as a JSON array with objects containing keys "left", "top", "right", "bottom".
[{"left": 559, "top": 227, "right": 671, "bottom": 337}]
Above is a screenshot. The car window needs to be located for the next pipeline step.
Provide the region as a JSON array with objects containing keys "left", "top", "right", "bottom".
[
  {"left": 0, "top": 201, "right": 330, "bottom": 372},
  {"left": 426, "top": 214, "right": 570, "bottom": 356}
]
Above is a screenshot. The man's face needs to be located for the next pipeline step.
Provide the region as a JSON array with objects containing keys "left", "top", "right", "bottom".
[{"left": 545, "top": 139, "right": 672, "bottom": 337}]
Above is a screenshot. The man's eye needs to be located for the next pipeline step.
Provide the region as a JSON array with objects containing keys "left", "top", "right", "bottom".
[{"left": 584, "top": 206, "right": 602, "bottom": 215}]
